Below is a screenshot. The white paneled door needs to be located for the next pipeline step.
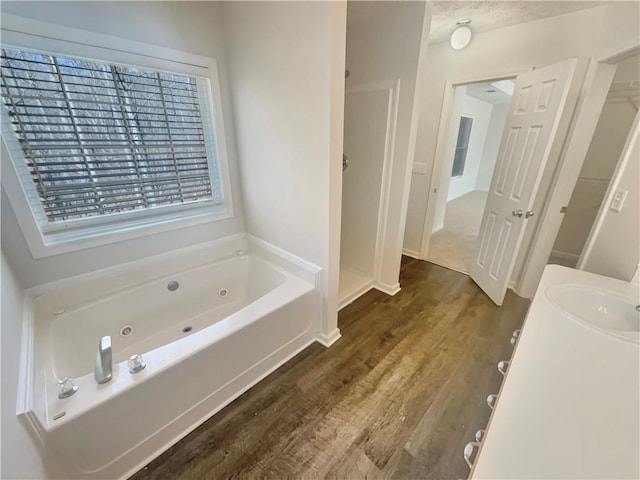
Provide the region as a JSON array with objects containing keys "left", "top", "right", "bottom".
[{"left": 470, "top": 59, "right": 577, "bottom": 305}]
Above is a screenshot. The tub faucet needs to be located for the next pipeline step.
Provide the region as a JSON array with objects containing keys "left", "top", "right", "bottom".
[{"left": 95, "top": 336, "right": 112, "bottom": 384}]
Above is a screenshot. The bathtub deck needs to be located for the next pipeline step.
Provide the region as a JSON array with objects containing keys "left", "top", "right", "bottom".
[{"left": 131, "top": 257, "right": 529, "bottom": 479}]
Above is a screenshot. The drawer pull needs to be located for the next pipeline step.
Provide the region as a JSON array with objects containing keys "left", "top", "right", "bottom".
[
  {"left": 498, "top": 360, "right": 509, "bottom": 375},
  {"left": 475, "top": 429, "right": 485, "bottom": 443},
  {"left": 463, "top": 441, "right": 480, "bottom": 468},
  {"left": 510, "top": 329, "right": 521, "bottom": 345},
  {"left": 487, "top": 394, "right": 497, "bottom": 410}
]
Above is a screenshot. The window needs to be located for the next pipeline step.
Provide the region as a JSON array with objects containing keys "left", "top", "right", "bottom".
[
  {"left": 0, "top": 29, "right": 231, "bottom": 257},
  {"left": 1, "top": 47, "right": 224, "bottom": 224},
  {"left": 451, "top": 115, "right": 473, "bottom": 178}
]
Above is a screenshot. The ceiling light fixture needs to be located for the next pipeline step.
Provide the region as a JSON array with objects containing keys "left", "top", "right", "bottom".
[{"left": 450, "top": 19, "right": 472, "bottom": 50}]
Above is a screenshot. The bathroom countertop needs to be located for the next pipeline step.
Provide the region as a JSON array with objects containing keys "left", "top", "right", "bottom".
[{"left": 471, "top": 265, "right": 640, "bottom": 479}]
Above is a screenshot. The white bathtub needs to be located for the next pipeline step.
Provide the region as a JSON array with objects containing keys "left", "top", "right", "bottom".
[{"left": 18, "top": 236, "right": 324, "bottom": 479}]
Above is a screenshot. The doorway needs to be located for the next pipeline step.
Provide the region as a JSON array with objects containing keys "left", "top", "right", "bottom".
[
  {"left": 339, "top": 82, "right": 398, "bottom": 308},
  {"left": 548, "top": 52, "right": 639, "bottom": 269},
  {"left": 426, "top": 79, "right": 514, "bottom": 274}
]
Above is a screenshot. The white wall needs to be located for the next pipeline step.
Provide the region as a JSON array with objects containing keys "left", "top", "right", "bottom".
[
  {"left": 345, "top": 1, "right": 429, "bottom": 290},
  {"left": 447, "top": 95, "right": 493, "bottom": 201},
  {"left": 221, "top": 2, "right": 346, "bottom": 339},
  {"left": 404, "top": 2, "right": 640, "bottom": 288},
  {"left": 476, "top": 103, "right": 509, "bottom": 191},
  {"left": 0, "top": 1, "right": 245, "bottom": 288},
  {"left": 581, "top": 117, "right": 639, "bottom": 281},
  {"left": 1, "top": 253, "right": 66, "bottom": 479}
]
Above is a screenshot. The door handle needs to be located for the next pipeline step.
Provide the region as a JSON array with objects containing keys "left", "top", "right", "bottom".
[
  {"left": 512, "top": 209, "right": 534, "bottom": 218},
  {"left": 342, "top": 154, "right": 349, "bottom": 172}
]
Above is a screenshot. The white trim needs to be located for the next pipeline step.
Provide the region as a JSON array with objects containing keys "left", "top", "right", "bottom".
[
  {"left": 0, "top": 14, "right": 214, "bottom": 75},
  {"left": 16, "top": 295, "right": 48, "bottom": 448},
  {"left": 247, "top": 234, "right": 322, "bottom": 287},
  {"left": 344, "top": 79, "right": 400, "bottom": 289},
  {"left": 316, "top": 329, "right": 342, "bottom": 348},
  {"left": 578, "top": 111, "right": 640, "bottom": 270},
  {"left": 549, "top": 250, "right": 580, "bottom": 265},
  {"left": 418, "top": 68, "right": 530, "bottom": 259},
  {"left": 0, "top": 14, "right": 235, "bottom": 259},
  {"left": 374, "top": 80, "right": 401, "bottom": 285},
  {"left": 338, "top": 281, "right": 374, "bottom": 311},
  {"left": 515, "top": 59, "right": 633, "bottom": 297},
  {"left": 402, "top": 248, "right": 421, "bottom": 259},
  {"left": 373, "top": 281, "right": 401, "bottom": 296}
]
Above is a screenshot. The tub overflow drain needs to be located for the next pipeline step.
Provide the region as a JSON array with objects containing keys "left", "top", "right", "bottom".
[
  {"left": 120, "top": 325, "right": 133, "bottom": 337},
  {"left": 167, "top": 281, "right": 179, "bottom": 291},
  {"left": 219, "top": 288, "right": 228, "bottom": 297}
]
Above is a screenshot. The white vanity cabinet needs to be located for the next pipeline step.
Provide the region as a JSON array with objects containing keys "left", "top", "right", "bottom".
[{"left": 470, "top": 265, "right": 639, "bottom": 479}]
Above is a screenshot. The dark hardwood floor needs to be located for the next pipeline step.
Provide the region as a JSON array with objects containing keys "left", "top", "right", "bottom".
[{"left": 131, "top": 257, "right": 530, "bottom": 479}]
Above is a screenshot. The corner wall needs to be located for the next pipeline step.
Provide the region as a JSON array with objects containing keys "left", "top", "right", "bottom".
[
  {"left": 221, "top": 2, "right": 346, "bottom": 340},
  {"left": 0, "top": 1, "right": 245, "bottom": 288}
]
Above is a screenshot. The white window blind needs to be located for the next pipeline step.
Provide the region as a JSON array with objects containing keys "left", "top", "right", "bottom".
[{"left": 0, "top": 48, "right": 223, "bottom": 225}]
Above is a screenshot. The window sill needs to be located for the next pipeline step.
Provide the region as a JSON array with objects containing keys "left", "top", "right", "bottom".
[{"left": 30, "top": 205, "right": 232, "bottom": 259}]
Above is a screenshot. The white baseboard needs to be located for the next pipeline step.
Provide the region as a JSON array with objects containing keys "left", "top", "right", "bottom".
[
  {"left": 338, "top": 281, "right": 374, "bottom": 310},
  {"left": 402, "top": 248, "right": 421, "bottom": 259},
  {"left": 317, "top": 328, "right": 341, "bottom": 347},
  {"left": 549, "top": 250, "right": 580, "bottom": 264},
  {"left": 374, "top": 281, "right": 401, "bottom": 296}
]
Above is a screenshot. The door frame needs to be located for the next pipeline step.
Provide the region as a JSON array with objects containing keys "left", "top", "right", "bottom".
[
  {"left": 577, "top": 110, "right": 639, "bottom": 270},
  {"left": 341, "top": 79, "right": 400, "bottom": 302},
  {"left": 516, "top": 44, "right": 640, "bottom": 298},
  {"left": 418, "top": 67, "right": 532, "bottom": 259}
]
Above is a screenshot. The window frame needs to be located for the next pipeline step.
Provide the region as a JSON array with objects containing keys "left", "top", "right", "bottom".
[{"left": 1, "top": 14, "right": 234, "bottom": 258}]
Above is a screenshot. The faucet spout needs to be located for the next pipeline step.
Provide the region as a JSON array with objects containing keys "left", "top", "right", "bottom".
[{"left": 95, "top": 335, "right": 112, "bottom": 384}]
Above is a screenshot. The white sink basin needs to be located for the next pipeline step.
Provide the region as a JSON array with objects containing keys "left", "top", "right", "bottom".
[{"left": 546, "top": 284, "right": 639, "bottom": 343}]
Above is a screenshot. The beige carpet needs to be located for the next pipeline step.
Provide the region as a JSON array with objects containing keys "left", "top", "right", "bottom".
[{"left": 426, "top": 190, "right": 488, "bottom": 274}]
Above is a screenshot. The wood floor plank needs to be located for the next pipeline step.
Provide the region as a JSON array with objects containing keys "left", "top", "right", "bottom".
[{"left": 131, "top": 258, "right": 529, "bottom": 480}]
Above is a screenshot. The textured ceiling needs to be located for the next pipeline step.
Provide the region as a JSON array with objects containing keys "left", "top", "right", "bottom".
[{"left": 430, "top": 1, "right": 606, "bottom": 44}]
